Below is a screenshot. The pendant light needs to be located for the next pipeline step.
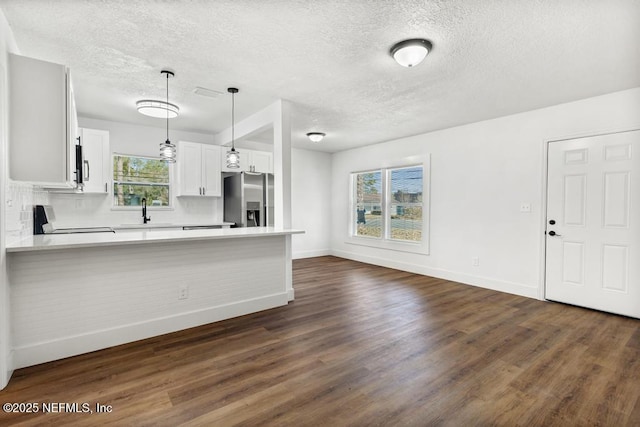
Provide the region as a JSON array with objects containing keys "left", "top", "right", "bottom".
[
  {"left": 159, "top": 70, "right": 177, "bottom": 163},
  {"left": 226, "top": 87, "right": 240, "bottom": 169}
]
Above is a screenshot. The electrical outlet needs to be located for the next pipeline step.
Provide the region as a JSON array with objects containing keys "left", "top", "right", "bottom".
[
  {"left": 520, "top": 202, "right": 531, "bottom": 213},
  {"left": 472, "top": 257, "right": 480, "bottom": 267},
  {"left": 178, "top": 284, "right": 189, "bottom": 300}
]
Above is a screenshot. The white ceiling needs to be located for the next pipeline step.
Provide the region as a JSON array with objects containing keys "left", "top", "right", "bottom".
[{"left": 1, "top": 0, "right": 639, "bottom": 153}]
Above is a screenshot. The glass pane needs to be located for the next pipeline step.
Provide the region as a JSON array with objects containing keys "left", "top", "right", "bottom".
[
  {"left": 390, "top": 167, "right": 422, "bottom": 242},
  {"left": 355, "top": 171, "right": 382, "bottom": 238},
  {"left": 113, "top": 155, "right": 171, "bottom": 207},
  {"left": 390, "top": 205, "right": 422, "bottom": 241},
  {"left": 113, "top": 184, "right": 170, "bottom": 207},
  {"left": 113, "top": 156, "right": 169, "bottom": 183}
]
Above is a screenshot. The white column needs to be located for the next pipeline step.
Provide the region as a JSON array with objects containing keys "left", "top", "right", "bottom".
[
  {"left": 272, "top": 99, "right": 292, "bottom": 229},
  {"left": 272, "top": 100, "right": 294, "bottom": 300},
  {"left": 211, "top": 98, "right": 295, "bottom": 301}
]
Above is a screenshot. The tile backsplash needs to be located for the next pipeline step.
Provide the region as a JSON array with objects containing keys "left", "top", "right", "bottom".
[
  {"left": 5, "top": 182, "right": 49, "bottom": 245},
  {"left": 4, "top": 182, "right": 222, "bottom": 243}
]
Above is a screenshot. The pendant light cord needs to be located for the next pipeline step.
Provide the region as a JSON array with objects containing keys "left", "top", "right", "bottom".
[
  {"left": 166, "top": 72, "right": 169, "bottom": 142},
  {"left": 231, "top": 91, "right": 235, "bottom": 151}
]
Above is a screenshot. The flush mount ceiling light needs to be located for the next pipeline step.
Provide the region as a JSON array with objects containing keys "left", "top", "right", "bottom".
[
  {"left": 136, "top": 100, "right": 179, "bottom": 118},
  {"left": 159, "top": 70, "right": 176, "bottom": 163},
  {"left": 306, "top": 132, "right": 326, "bottom": 143},
  {"left": 226, "top": 88, "right": 240, "bottom": 169},
  {"left": 390, "top": 39, "right": 433, "bottom": 68}
]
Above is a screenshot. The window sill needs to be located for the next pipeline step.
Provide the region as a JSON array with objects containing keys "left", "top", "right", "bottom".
[{"left": 346, "top": 235, "right": 429, "bottom": 255}]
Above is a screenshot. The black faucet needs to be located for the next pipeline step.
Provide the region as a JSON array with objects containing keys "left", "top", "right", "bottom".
[{"left": 142, "top": 198, "right": 150, "bottom": 224}]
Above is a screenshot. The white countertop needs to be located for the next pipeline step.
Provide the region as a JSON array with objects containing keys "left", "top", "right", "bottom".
[
  {"left": 7, "top": 227, "right": 304, "bottom": 253},
  {"left": 113, "top": 222, "right": 235, "bottom": 230}
]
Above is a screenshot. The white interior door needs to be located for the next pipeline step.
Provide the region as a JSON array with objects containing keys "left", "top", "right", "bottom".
[{"left": 545, "top": 130, "right": 640, "bottom": 318}]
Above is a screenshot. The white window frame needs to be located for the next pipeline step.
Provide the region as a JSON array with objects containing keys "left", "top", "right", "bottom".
[
  {"left": 111, "top": 153, "right": 174, "bottom": 211},
  {"left": 347, "top": 156, "right": 430, "bottom": 255}
]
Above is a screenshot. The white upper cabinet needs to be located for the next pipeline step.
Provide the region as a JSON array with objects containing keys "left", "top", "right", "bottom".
[
  {"left": 177, "top": 141, "right": 221, "bottom": 197},
  {"left": 79, "top": 128, "right": 110, "bottom": 194},
  {"left": 178, "top": 142, "right": 201, "bottom": 196},
  {"left": 201, "top": 144, "right": 221, "bottom": 196},
  {"left": 250, "top": 150, "right": 273, "bottom": 173},
  {"left": 9, "top": 54, "right": 79, "bottom": 188},
  {"left": 221, "top": 148, "right": 273, "bottom": 173}
]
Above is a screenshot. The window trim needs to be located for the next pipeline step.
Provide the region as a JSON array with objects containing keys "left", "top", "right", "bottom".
[
  {"left": 347, "top": 156, "right": 430, "bottom": 255},
  {"left": 111, "top": 153, "right": 174, "bottom": 210}
]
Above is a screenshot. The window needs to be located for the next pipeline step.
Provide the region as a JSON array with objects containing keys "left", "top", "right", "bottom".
[
  {"left": 354, "top": 171, "right": 382, "bottom": 238},
  {"left": 389, "top": 166, "right": 423, "bottom": 242},
  {"left": 350, "top": 162, "right": 428, "bottom": 254},
  {"left": 113, "top": 154, "right": 171, "bottom": 208}
]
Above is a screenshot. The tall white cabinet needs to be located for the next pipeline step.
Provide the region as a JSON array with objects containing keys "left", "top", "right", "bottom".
[
  {"left": 79, "top": 128, "right": 110, "bottom": 194},
  {"left": 9, "top": 54, "right": 79, "bottom": 188},
  {"left": 177, "top": 141, "right": 221, "bottom": 197}
]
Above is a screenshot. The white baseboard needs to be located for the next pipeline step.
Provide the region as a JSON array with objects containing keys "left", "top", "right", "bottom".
[
  {"left": 0, "top": 350, "right": 13, "bottom": 390},
  {"left": 331, "top": 249, "right": 540, "bottom": 300},
  {"left": 292, "top": 249, "right": 331, "bottom": 259},
  {"left": 13, "top": 293, "right": 288, "bottom": 370}
]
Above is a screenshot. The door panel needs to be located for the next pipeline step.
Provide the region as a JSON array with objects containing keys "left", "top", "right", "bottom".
[
  {"left": 601, "top": 244, "right": 628, "bottom": 292},
  {"left": 545, "top": 130, "right": 640, "bottom": 318},
  {"left": 603, "top": 172, "right": 629, "bottom": 227},
  {"left": 561, "top": 241, "right": 585, "bottom": 286},
  {"left": 563, "top": 174, "right": 586, "bottom": 226}
]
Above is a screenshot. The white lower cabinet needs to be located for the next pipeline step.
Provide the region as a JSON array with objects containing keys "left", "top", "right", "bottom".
[
  {"left": 79, "top": 128, "right": 110, "bottom": 194},
  {"left": 178, "top": 141, "right": 221, "bottom": 197}
]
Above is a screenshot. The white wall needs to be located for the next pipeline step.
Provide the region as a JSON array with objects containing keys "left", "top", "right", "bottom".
[
  {"left": 48, "top": 117, "right": 224, "bottom": 227},
  {"left": 331, "top": 87, "right": 640, "bottom": 299},
  {"left": 0, "top": 7, "right": 18, "bottom": 390},
  {"left": 291, "top": 148, "right": 332, "bottom": 258}
]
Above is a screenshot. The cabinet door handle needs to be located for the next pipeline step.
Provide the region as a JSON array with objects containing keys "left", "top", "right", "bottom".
[
  {"left": 203, "top": 187, "right": 206, "bottom": 196},
  {"left": 83, "top": 160, "right": 90, "bottom": 181},
  {"left": 199, "top": 187, "right": 202, "bottom": 195},
  {"left": 105, "top": 182, "right": 108, "bottom": 193}
]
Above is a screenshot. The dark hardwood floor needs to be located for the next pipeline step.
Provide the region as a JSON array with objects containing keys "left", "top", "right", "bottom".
[{"left": 1, "top": 256, "right": 639, "bottom": 426}]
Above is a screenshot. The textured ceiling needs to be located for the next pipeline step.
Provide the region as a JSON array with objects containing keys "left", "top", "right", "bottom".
[{"left": 1, "top": 0, "right": 639, "bottom": 152}]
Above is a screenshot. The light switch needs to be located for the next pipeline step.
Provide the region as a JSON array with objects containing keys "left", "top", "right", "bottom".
[{"left": 520, "top": 202, "right": 531, "bottom": 213}]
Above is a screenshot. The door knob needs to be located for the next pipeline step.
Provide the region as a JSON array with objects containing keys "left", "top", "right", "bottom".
[
  {"left": 548, "top": 230, "right": 561, "bottom": 236},
  {"left": 549, "top": 220, "right": 556, "bottom": 225}
]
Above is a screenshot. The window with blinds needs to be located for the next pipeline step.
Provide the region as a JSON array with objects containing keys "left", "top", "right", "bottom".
[
  {"left": 351, "top": 164, "right": 426, "bottom": 246},
  {"left": 389, "top": 166, "right": 423, "bottom": 242},
  {"left": 112, "top": 154, "right": 171, "bottom": 208},
  {"left": 354, "top": 170, "right": 383, "bottom": 238}
]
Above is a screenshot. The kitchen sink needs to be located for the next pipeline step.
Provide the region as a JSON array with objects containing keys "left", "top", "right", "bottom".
[{"left": 116, "top": 223, "right": 176, "bottom": 230}]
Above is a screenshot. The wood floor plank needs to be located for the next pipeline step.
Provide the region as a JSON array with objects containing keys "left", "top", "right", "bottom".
[{"left": 1, "top": 256, "right": 639, "bottom": 426}]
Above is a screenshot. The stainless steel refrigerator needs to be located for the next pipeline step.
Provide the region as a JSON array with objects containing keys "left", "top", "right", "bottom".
[{"left": 223, "top": 172, "right": 274, "bottom": 227}]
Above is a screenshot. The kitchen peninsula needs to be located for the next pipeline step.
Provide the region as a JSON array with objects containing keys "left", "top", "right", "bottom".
[{"left": 7, "top": 228, "right": 303, "bottom": 369}]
